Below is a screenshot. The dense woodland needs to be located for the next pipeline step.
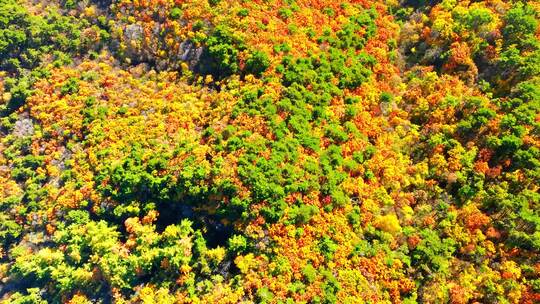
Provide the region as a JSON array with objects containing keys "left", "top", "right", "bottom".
[{"left": 0, "top": 0, "right": 539, "bottom": 303}]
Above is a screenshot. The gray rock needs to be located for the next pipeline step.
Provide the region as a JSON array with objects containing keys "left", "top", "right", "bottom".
[{"left": 12, "top": 117, "right": 34, "bottom": 138}]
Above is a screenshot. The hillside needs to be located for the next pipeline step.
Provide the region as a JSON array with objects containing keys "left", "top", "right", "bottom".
[{"left": 0, "top": 0, "right": 539, "bottom": 303}]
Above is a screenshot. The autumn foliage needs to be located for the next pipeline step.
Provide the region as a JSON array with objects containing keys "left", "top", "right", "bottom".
[{"left": 0, "top": 0, "right": 539, "bottom": 303}]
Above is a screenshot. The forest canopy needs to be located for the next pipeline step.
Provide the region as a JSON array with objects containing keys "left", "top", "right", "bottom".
[{"left": 0, "top": 0, "right": 539, "bottom": 303}]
